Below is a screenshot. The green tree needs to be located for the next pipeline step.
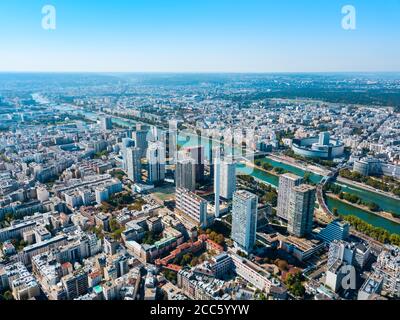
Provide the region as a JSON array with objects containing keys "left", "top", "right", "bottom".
[
  {"left": 285, "top": 273, "right": 305, "bottom": 298},
  {"left": 181, "top": 253, "right": 193, "bottom": 266}
]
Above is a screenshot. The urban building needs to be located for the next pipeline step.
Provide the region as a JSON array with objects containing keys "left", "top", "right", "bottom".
[
  {"left": 325, "top": 260, "right": 350, "bottom": 293},
  {"left": 183, "top": 145, "right": 205, "bottom": 183},
  {"left": 146, "top": 141, "right": 166, "bottom": 184},
  {"left": 279, "top": 236, "right": 324, "bottom": 261},
  {"left": 231, "top": 190, "right": 258, "bottom": 253},
  {"left": 62, "top": 269, "right": 89, "bottom": 300},
  {"left": 353, "top": 157, "right": 383, "bottom": 176},
  {"left": 317, "top": 219, "right": 350, "bottom": 243},
  {"left": 328, "top": 240, "right": 371, "bottom": 270},
  {"left": 287, "top": 184, "right": 316, "bottom": 238},
  {"left": 175, "top": 157, "right": 196, "bottom": 191},
  {"left": 100, "top": 116, "right": 113, "bottom": 131},
  {"left": 291, "top": 132, "right": 345, "bottom": 159},
  {"left": 358, "top": 275, "right": 384, "bottom": 300},
  {"left": 216, "top": 159, "right": 236, "bottom": 200},
  {"left": 277, "top": 173, "right": 303, "bottom": 220},
  {"left": 0, "top": 262, "right": 40, "bottom": 300},
  {"left": 132, "top": 130, "right": 149, "bottom": 158},
  {"left": 121, "top": 138, "right": 135, "bottom": 170},
  {"left": 372, "top": 245, "right": 400, "bottom": 297},
  {"left": 126, "top": 147, "right": 142, "bottom": 183},
  {"left": 230, "top": 253, "right": 274, "bottom": 293},
  {"left": 175, "top": 188, "right": 209, "bottom": 228}
]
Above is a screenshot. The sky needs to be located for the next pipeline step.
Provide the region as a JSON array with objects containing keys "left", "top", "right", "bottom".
[{"left": 0, "top": 0, "right": 399, "bottom": 73}]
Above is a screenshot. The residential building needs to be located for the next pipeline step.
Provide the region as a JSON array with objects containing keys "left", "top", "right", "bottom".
[
  {"left": 175, "top": 188, "right": 209, "bottom": 228},
  {"left": 147, "top": 141, "right": 166, "bottom": 184},
  {"left": 175, "top": 157, "right": 196, "bottom": 191},
  {"left": 62, "top": 269, "right": 89, "bottom": 300},
  {"left": 277, "top": 173, "right": 303, "bottom": 220},
  {"left": 287, "top": 184, "right": 316, "bottom": 237},
  {"left": 126, "top": 147, "right": 142, "bottom": 183},
  {"left": 231, "top": 190, "right": 258, "bottom": 253},
  {"left": 100, "top": 116, "right": 113, "bottom": 131},
  {"left": 216, "top": 159, "right": 236, "bottom": 200}
]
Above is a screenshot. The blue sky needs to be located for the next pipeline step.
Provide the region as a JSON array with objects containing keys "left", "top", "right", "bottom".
[{"left": 0, "top": 0, "right": 399, "bottom": 72}]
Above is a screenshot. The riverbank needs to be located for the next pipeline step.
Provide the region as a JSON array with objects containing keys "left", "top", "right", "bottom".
[
  {"left": 326, "top": 193, "right": 400, "bottom": 225},
  {"left": 336, "top": 176, "right": 400, "bottom": 202},
  {"left": 267, "top": 154, "right": 330, "bottom": 177},
  {"left": 243, "top": 160, "right": 281, "bottom": 178}
]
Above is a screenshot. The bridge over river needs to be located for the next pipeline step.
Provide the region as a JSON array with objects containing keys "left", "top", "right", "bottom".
[{"left": 316, "top": 170, "right": 339, "bottom": 217}]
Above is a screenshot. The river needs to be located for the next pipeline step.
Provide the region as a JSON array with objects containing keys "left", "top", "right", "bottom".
[
  {"left": 80, "top": 111, "right": 400, "bottom": 234},
  {"left": 177, "top": 128, "right": 400, "bottom": 234}
]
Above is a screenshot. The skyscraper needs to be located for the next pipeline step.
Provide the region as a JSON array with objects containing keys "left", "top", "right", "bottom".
[
  {"left": 231, "top": 190, "right": 258, "bottom": 253},
  {"left": 126, "top": 147, "right": 142, "bottom": 183},
  {"left": 132, "top": 130, "right": 149, "bottom": 158},
  {"left": 214, "top": 147, "right": 221, "bottom": 218},
  {"left": 184, "top": 145, "right": 205, "bottom": 183},
  {"left": 100, "top": 116, "right": 113, "bottom": 130},
  {"left": 165, "top": 129, "right": 177, "bottom": 164},
  {"left": 121, "top": 138, "right": 135, "bottom": 170},
  {"left": 287, "top": 184, "right": 316, "bottom": 238},
  {"left": 277, "top": 173, "right": 303, "bottom": 220},
  {"left": 209, "top": 136, "right": 214, "bottom": 180},
  {"left": 219, "top": 158, "right": 236, "bottom": 200},
  {"left": 175, "top": 156, "right": 196, "bottom": 191},
  {"left": 146, "top": 141, "right": 166, "bottom": 184}
]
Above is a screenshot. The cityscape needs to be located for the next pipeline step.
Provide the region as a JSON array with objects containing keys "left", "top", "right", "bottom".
[
  {"left": 0, "top": 0, "right": 399, "bottom": 307},
  {"left": 0, "top": 73, "right": 399, "bottom": 302}
]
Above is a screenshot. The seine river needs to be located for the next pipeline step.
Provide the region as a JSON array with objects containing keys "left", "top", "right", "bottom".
[
  {"left": 176, "top": 132, "right": 400, "bottom": 234},
  {"left": 85, "top": 112, "right": 400, "bottom": 234}
]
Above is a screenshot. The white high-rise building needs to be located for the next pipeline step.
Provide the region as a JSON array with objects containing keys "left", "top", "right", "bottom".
[
  {"left": 175, "top": 188, "right": 209, "bottom": 228},
  {"left": 277, "top": 173, "right": 303, "bottom": 220},
  {"left": 231, "top": 190, "right": 258, "bottom": 253},
  {"left": 287, "top": 184, "right": 316, "bottom": 238},
  {"left": 219, "top": 159, "right": 236, "bottom": 200},
  {"left": 126, "top": 147, "right": 142, "bottom": 183},
  {"left": 165, "top": 130, "right": 178, "bottom": 163},
  {"left": 146, "top": 141, "right": 166, "bottom": 184},
  {"left": 214, "top": 148, "right": 221, "bottom": 218},
  {"left": 121, "top": 138, "right": 135, "bottom": 170}
]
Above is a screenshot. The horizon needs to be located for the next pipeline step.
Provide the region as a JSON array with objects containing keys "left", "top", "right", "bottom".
[{"left": 1, "top": 71, "right": 400, "bottom": 75}]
